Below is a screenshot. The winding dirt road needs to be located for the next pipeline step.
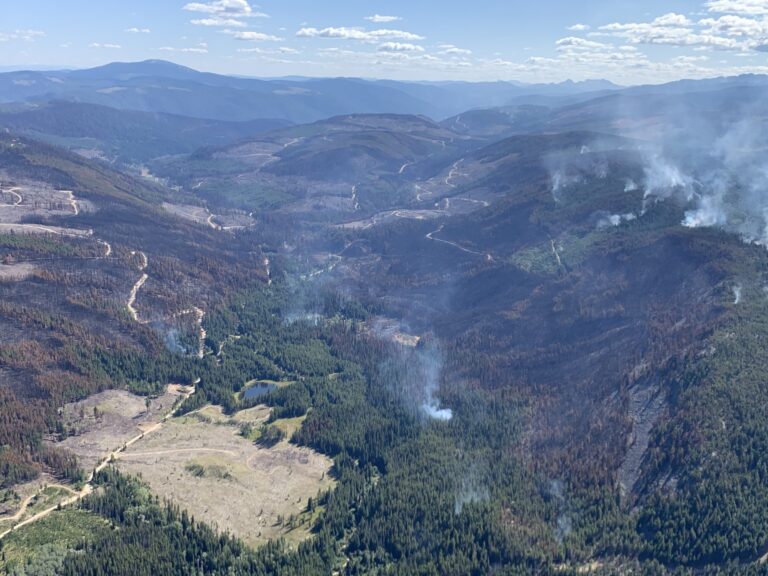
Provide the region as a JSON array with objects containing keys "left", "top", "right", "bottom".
[
  {"left": 120, "top": 448, "right": 237, "bottom": 459},
  {"left": 127, "top": 251, "right": 207, "bottom": 357},
  {"left": 426, "top": 224, "right": 487, "bottom": 257},
  {"left": 0, "top": 188, "right": 114, "bottom": 260},
  {"left": 206, "top": 212, "right": 221, "bottom": 231},
  {"left": 445, "top": 159, "right": 465, "bottom": 188},
  {"left": 97, "top": 239, "right": 112, "bottom": 257},
  {"left": 0, "top": 187, "right": 23, "bottom": 206},
  {"left": 127, "top": 250, "right": 149, "bottom": 324},
  {"left": 175, "top": 307, "right": 207, "bottom": 358},
  {"left": 0, "top": 386, "right": 195, "bottom": 541},
  {"left": 550, "top": 239, "right": 563, "bottom": 268},
  {"left": 60, "top": 190, "right": 79, "bottom": 215},
  {"left": 0, "top": 484, "right": 77, "bottom": 526},
  {"left": 454, "top": 197, "right": 490, "bottom": 208}
]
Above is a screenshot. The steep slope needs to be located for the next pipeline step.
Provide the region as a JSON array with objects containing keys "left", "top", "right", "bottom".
[
  {"left": 0, "top": 101, "right": 291, "bottom": 163},
  {"left": 0, "top": 132, "right": 268, "bottom": 486}
]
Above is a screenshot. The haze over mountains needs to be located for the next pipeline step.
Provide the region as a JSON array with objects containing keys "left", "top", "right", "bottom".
[
  {"left": 2, "top": 60, "right": 767, "bottom": 166},
  {"left": 0, "top": 59, "right": 622, "bottom": 123}
]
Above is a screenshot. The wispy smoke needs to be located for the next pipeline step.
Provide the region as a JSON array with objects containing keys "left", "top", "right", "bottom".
[
  {"left": 596, "top": 211, "right": 637, "bottom": 229},
  {"left": 380, "top": 339, "right": 453, "bottom": 421},
  {"left": 547, "top": 145, "right": 612, "bottom": 203},
  {"left": 641, "top": 154, "right": 696, "bottom": 214},
  {"left": 682, "top": 185, "right": 727, "bottom": 229},
  {"left": 547, "top": 479, "right": 573, "bottom": 545},
  {"left": 626, "top": 95, "right": 768, "bottom": 248},
  {"left": 733, "top": 284, "right": 743, "bottom": 305},
  {"left": 419, "top": 341, "right": 452, "bottom": 421},
  {"left": 454, "top": 466, "right": 490, "bottom": 514},
  {"left": 164, "top": 328, "right": 187, "bottom": 355},
  {"left": 550, "top": 171, "right": 582, "bottom": 203},
  {"left": 624, "top": 179, "right": 638, "bottom": 192}
]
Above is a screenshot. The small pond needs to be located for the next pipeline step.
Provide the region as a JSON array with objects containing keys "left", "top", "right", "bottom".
[{"left": 242, "top": 382, "right": 277, "bottom": 400}]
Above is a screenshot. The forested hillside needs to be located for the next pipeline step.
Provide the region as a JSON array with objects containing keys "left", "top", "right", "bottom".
[{"left": 3, "top": 66, "right": 768, "bottom": 575}]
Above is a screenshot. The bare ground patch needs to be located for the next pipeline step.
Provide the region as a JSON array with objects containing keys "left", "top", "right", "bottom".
[
  {"left": 115, "top": 405, "right": 335, "bottom": 547},
  {"left": 0, "top": 263, "right": 35, "bottom": 281},
  {"left": 0, "top": 179, "right": 87, "bottom": 225},
  {"left": 0, "top": 223, "right": 91, "bottom": 237},
  {"left": 55, "top": 386, "right": 186, "bottom": 472},
  {"left": 162, "top": 202, "right": 254, "bottom": 231}
]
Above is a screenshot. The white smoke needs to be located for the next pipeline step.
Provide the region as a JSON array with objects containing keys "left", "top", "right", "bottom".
[
  {"left": 380, "top": 339, "right": 453, "bottom": 421},
  {"left": 547, "top": 141, "right": 622, "bottom": 204},
  {"left": 597, "top": 212, "right": 637, "bottom": 229},
  {"left": 164, "top": 328, "right": 187, "bottom": 355},
  {"left": 641, "top": 154, "right": 695, "bottom": 213},
  {"left": 417, "top": 341, "right": 452, "bottom": 421},
  {"left": 733, "top": 285, "right": 742, "bottom": 305},
  {"left": 548, "top": 479, "right": 573, "bottom": 545},
  {"left": 624, "top": 179, "right": 639, "bottom": 192},
  {"left": 423, "top": 403, "right": 453, "bottom": 421},
  {"left": 682, "top": 189, "right": 728, "bottom": 229},
  {"left": 454, "top": 470, "right": 490, "bottom": 514},
  {"left": 550, "top": 171, "right": 582, "bottom": 203},
  {"left": 284, "top": 311, "right": 323, "bottom": 326},
  {"left": 631, "top": 98, "right": 768, "bottom": 248}
]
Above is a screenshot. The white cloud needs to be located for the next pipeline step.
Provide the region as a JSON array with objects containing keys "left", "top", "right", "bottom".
[
  {"left": 556, "top": 36, "right": 612, "bottom": 50},
  {"left": 699, "top": 14, "right": 768, "bottom": 35},
  {"left": 378, "top": 42, "right": 424, "bottom": 52},
  {"left": 160, "top": 45, "right": 209, "bottom": 53},
  {"left": 185, "top": 0, "right": 268, "bottom": 27},
  {"left": 590, "top": 6, "right": 768, "bottom": 51},
  {"left": 706, "top": 0, "right": 768, "bottom": 14},
  {"left": 439, "top": 44, "right": 473, "bottom": 55},
  {"left": 125, "top": 27, "right": 151, "bottom": 34},
  {"left": 224, "top": 29, "right": 283, "bottom": 41},
  {"left": 0, "top": 29, "right": 45, "bottom": 42},
  {"left": 568, "top": 23, "right": 591, "bottom": 31},
  {"left": 89, "top": 43, "right": 122, "bottom": 49},
  {"left": 191, "top": 17, "right": 247, "bottom": 27},
  {"left": 365, "top": 15, "right": 401, "bottom": 23},
  {"left": 672, "top": 54, "right": 710, "bottom": 63},
  {"left": 183, "top": 0, "right": 267, "bottom": 17},
  {"left": 653, "top": 13, "right": 694, "bottom": 26},
  {"left": 237, "top": 46, "right": 300, "bottom": 55},
  {"left": 595, "top": 11, "right": 750, "bottom": 50},
  {"left": 296, "top": 27, "right": 424, "bottom": 42}
]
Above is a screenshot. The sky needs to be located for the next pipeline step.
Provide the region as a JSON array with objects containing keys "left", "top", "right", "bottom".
[{"left": 4, "top": 0, "right": 768, "bottom": 84}]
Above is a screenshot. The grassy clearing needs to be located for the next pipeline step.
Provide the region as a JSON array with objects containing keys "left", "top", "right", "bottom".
[
  {"left": 21, "top": 487, "right": 73, "bottom": 520},
  {"left": 0, "top": 508, "right": 107, "bottom": 576},
  {"left": 115, "top": 404, "right": 335, "bottom": 548}
]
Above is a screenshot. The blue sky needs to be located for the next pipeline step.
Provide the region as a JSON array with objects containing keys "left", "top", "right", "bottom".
[{"left": 3, "top": 0, "right": 768, "bottom": 84}]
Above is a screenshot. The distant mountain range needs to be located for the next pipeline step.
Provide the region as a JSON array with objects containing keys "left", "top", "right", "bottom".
[
  {"left": 2, "top": 60, "right": 767, "bottom": 168},
  {"left": 0, "top": 59, "right": 623, "bottom": 123}
]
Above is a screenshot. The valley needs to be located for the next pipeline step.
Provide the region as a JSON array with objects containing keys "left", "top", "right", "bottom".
[{"left": 2, "top": 58, "right": 768, "bottom": 575}]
